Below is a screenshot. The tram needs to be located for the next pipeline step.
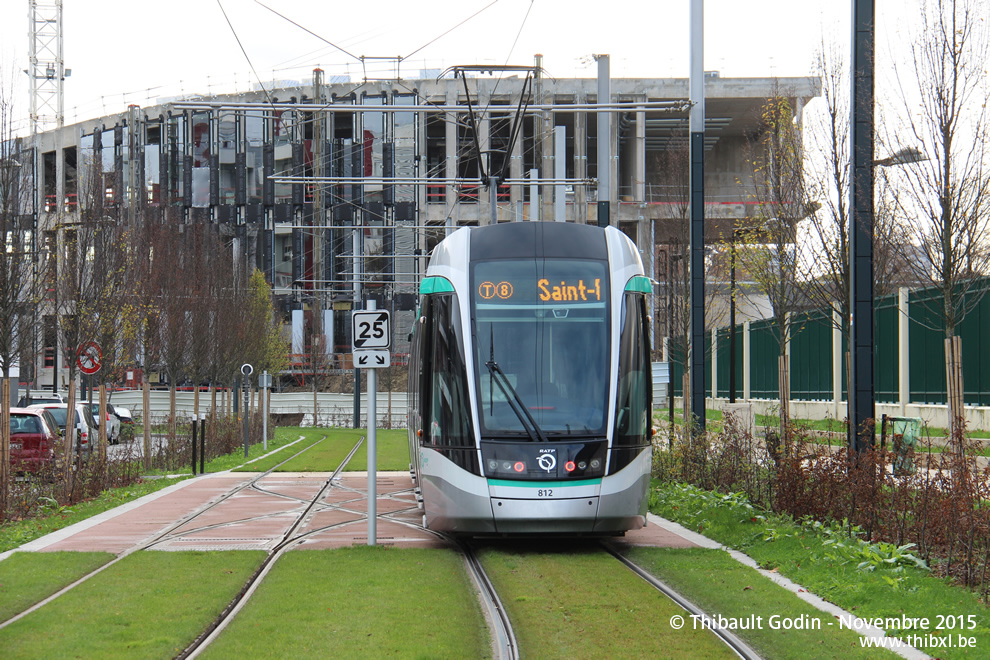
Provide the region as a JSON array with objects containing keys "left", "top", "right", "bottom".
[{"left": 407, "top": 221, "right": 654, "bottom": 535}]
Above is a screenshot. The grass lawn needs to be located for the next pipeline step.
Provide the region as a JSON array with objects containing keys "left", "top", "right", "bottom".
[
  {"left": 0, "top": 551, "right": 114, "bottom": 622},
  {"left": 203, "top": 547, "right": 488, "bottom": 659},
  {"left": 0, "top": 550, "right": 264, "bottom": 659},
  {"left": 651, "top": 483, "right": 990, "bottom": 658},
  {"left": 233, "top": 428, "right": 407, "bottom": 473},
  {"left": 625, "top": 547, "right": 897, "bottom": 659},
  {"left": 342, "top": 429, "right": 408, "bottom": 472},
  {"left": 478, "top": 542, "right": 738, "bottom": 659},
  {"left": 230, "top": 427, "right": 330, "bottom": 473}
]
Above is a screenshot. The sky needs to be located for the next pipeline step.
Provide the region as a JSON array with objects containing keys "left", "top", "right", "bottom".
[{"left": 0, "top": 0, "right": 919, "bottom": 133}]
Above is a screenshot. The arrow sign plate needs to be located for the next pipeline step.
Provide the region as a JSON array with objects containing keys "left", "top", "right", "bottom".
[{"left": 354, "top": 349, "right": 390, "bottom": 369}]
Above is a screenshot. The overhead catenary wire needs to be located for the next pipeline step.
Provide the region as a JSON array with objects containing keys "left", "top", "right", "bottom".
[{"left": 215, "top": 0, "right": 277, "bottom": 110}]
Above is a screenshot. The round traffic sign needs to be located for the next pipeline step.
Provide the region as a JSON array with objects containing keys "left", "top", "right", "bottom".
[{"left": 77, "top": 341, "right": 103, "bottom": 375}]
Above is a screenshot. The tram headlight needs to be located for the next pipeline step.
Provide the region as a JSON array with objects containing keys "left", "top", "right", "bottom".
[
  {"left": 564, "top": 461, "right": 576, "bottom": 472},
  {"left": 513, "top": 461, "right": 526, "bottom": 473},
  {"left": 590, "top": 458, "right": 602, "bottom": 470}
]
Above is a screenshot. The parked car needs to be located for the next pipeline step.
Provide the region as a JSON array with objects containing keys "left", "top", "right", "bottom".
[
  {"left": 27, "top": 403, "right": 98, "bottom": 457},
  {"left": 80, "top": 401, "right": 122, "bottom": 445},
  {"left": 16, "top": 390, "right": 66, "bottom": 407},
  {"left": 9, "top": 408, "right": 59, "bottom": 473},
  {"left": 114, "top": 406, "right": 134, "bottom": 425}
]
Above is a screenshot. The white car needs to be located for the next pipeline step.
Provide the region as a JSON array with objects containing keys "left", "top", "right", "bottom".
[
  {"left": 27, "top": 403, "right": 99, "bottom": 456},
  {"left": 81, "top": 401, "right": 122, "bottom": 445}
]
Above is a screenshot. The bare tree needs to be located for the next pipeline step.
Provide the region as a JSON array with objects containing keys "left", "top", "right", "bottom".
[
  {"left": 886, "top": 0, "right": 990, "bottom": 443},
  {"left": 0, "top": 73, "right": 36, "bottom": 519},
  {"left": 737, "top": 85, "right": 811, "bottom": 431},
  {"left": 650, "top": 137, "right": 728, "bottom": 424},
  {"left": 797, "top": 43, "right": 913, "bottom": 431}
]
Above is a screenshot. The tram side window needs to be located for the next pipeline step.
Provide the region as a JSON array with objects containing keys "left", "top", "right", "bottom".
[
  {"left": 408, "top": 315, "right": 425, "bottom": 439},
  {"left": 613, "top": 292, "right": 652, "bottom": 447},
  {"left": 422, "top": 294, "right": 473, "bottom": 448}
]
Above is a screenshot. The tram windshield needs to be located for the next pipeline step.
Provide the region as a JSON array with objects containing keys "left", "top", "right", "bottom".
[{"left": 472, "top": 258, "right": 610, "bottom": 438}]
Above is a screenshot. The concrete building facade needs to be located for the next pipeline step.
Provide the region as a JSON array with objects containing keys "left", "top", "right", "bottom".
[{"left": 23, "top": 72, "right": 818, "bottom": 388}]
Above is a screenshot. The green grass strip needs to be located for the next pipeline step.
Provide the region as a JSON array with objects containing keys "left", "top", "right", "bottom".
[
  {"left": 244, "top": 428, "right": 409, "bottom": 473},
  {"left": 203, "top": 547, "right": 488, "bottom": 659},
  {"left": 479, "top": 543, "right": 738, "bottom": 659},
  {"left": 0, "top": 551, "right": 114, "bottom": 623},
  {"left": 651, "top": 483, "right": 990, "bottom": 658},
  {"left": 0, "top": 550, "right": 264, "bottom": 659},
  {"left": 0, "top": 477, "right": 189, "bottom": 553},
  {"left": 232, "top": 428, "right": 330, "bottom": 473},
  {"left": 342, "top": 430, "right": 408, "bottom": 472},
  {"left": 625, "top": 547, "right": 897, "bottom": 659}
]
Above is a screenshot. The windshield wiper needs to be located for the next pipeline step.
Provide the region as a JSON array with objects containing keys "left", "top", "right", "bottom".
[{"left": 484, "top": 359, "right": 548, "bottom": 442}]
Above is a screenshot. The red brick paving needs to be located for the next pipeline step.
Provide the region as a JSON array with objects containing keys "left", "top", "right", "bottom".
[{"left": 17, "top": 470, "right": 700, "bottom": 556}]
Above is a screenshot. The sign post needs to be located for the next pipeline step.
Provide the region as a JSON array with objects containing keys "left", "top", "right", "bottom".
[
  {"left": 259, "top": 370, "right": 272, "bottom": 451},
  {"left": 241, "top": 363, "right": 253, "bottom": 457},
  {"left": 352, "top": 301, "right": 390, "bottom": 546}
]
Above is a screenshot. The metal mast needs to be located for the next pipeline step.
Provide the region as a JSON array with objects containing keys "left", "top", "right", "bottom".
[
  {"left": 28, "top": 1, "right": 65, "bottom": 393},
  {"left": 28, "top": 1, "right": 65, "bottom": 135}
]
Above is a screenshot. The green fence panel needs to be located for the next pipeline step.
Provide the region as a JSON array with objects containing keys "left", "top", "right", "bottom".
[
  {"left": 875, "top": 296, "right": 899, "bottom": 404},
  {"left": 957, "top": 289, "right": 990, "bottom": 405},
  {"left": 715, "top": 326, "right": 744, "bottom": 399},
  {"left": 749, "top": 319, "right": 780, "bottom": 399},
  {"left": 669, "top": 331, "right": 713, "bottom": 398},
  {"left": 789, "top": 310, "right": 833, "bottom": 400}
]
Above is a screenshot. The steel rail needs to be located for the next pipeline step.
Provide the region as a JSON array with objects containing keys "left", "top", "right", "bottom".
[
  {"left": 0, "top": 433, "right": 331, "bottom": 633},
  {"left": 180, "top": 436, "right": 365, "bottom": 659},
  {"left": 601, "top": 541, "right": 763, "bottom": 660},
  {"left": 458, "top": 540, "right": 519, "bottom": 660}
]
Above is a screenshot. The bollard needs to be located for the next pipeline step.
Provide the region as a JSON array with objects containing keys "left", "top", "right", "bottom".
[{"left": 191, "top": 419, "right": 198, "bottom": 475}]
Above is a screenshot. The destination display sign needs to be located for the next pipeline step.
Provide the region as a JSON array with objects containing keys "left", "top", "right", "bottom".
[{"left": 473, "top": 260, "right": 607, "bottom": 305}]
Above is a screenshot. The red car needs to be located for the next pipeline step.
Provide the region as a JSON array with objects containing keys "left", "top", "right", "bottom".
[{"left": 9, "top": 407, "right": 59, "bottom": 473}]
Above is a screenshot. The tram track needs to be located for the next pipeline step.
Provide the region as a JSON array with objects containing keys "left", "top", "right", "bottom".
[
  {"left": 179, "top": 436, "right": 365, "bottom": 659},
  {"left": 0, "top": 433, "right": 335, "bottom": 634},
  {"left": 445, "top": 536, "right": 763, "bottom": 660},
  {"left": 601, "top": 540, "right": 762, "bottom": 660}
]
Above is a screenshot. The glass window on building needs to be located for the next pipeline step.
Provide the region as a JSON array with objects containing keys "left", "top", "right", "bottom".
[
  {"left": 273, "top": 108, "right": 294, "bottom": 204},
  {"left": 218, "top": 110, "right": 237, "bottom": 205},
  {"left": 245, "top": 110, "right": 265, "bottom": 205},
  {"left": 190, "top": 111, "right": 211, "bottom": 208}
]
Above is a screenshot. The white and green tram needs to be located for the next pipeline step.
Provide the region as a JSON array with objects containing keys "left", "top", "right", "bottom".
[{"left": 407, "top": 222, "right": 653, "bottom": 535}]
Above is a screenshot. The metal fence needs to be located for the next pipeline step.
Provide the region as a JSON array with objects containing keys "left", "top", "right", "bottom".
[
  {"left": 106, "top": 390, "right": 409, "bottom": 428},
  {"left": 670, "top": 278, "right": 990, "bottom": 408}
]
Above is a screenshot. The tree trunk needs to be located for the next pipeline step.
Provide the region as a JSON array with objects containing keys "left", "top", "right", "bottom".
[
  {"left": 98, "top": 384, "right": 108, "bottom": 459},
  {"left": 169, "top": 383, "right": 177, "bottom": 444},
  {"left": 142, "top": 379, "right": 151, "bottom": 471},
  {"left": 1, "top": 379, "right": 10, "bottom": 521},
  {"left": 945, "top": 335, "right": 965, "bottom": 454},
  {"left": 65, "top": 381, "right": 77, "bottom": 499},
  {"left": 778, "top": 354, "right": 790, "bottom": 437}
]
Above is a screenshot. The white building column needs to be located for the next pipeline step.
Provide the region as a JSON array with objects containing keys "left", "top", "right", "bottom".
[
  {"left": 743, "top": 320, "right": 752, "bottom": 401},
  {"left": 899, "top": 287, "right": 910, "bottom": 416},
  {"left": 833, "top": 308, "right": 843, "bottom": 420},
  {"left": 711, "top": 331, "right": 718, "bottom": 400}
]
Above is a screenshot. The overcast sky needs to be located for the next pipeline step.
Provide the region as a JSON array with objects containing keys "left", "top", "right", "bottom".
[{"left": 1, "top": 0, "right": 919, "bottom": 131}]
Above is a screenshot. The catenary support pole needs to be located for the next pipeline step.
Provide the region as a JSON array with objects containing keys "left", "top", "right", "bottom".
[
  {"left": 689, "top": 0, "right": 707, "bottom": 431},
  {"left": 596, "top": 55, "right": 610, "bottom": 228},
  {"left": 849, "top": 0, "right": 876, "bottom": 452}
]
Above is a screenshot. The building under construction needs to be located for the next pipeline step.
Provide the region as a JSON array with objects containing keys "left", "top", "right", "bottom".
[{"left": 21, "top": 69, "right": 818, "bottom": 389}]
